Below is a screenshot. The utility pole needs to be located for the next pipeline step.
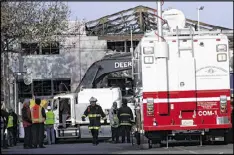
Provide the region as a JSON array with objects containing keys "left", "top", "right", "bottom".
[
  {"left": 79, "top": 31, "right": 81, "bottom": 82},
  {"left": 197, "top": 6, "right": 204, "bottom": 32},
  {"left": 5, "top": 39, "right": 11, "bottom": 109}
]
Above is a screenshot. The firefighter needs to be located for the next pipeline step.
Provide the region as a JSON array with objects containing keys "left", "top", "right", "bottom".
[
  {"left": 45, "top": 106, "right": 55, "bottom": 145},
  {"left": 81, "top": 97, "right": 107, "bottom": 146},
  {"left": 109, "top": 102, "right": 119, "bottom": 143},
  {"left": 31, "top": 98, "right": 46, "bottom": 148},
  {"left": 118, "top": 98, "right": 134, "bottom": 143},
  {"left": 7, "top": 109, "right": 14, "bottom": 147}
]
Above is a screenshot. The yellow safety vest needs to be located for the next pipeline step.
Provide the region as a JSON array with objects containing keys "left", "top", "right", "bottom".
[
  {"left": 7, "top": 116, "right": 14, "bottom": 128},
  {"left": 45, "top": 111, "right": 55, "bottom": 125},
  {"left": 30, "top": 99, "right": 35, "bottom": 108},
  {"left": 31, "top": 104, "right": 44, "bottom": 123},
  {"left": 112, "top": 114, "right": 119, "bottom": 128},
  {"left": 30, "top": 99, "right": 47, "bottom": 109}
]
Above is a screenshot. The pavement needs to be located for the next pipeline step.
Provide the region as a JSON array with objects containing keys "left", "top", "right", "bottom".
[{"left": 1, "top": 141, "right": 233, "bottom": 154}]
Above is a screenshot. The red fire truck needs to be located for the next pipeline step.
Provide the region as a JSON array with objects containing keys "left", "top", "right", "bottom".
[{"left": 132, "top": 5, "right": 232, "bottom": 149}]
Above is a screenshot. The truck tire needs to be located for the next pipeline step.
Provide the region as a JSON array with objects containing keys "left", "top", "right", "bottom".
[
  {"left": 148, "top": 139, "right": 152, "bottom": 149},
  {"left": 223, "top": 133, "right": 228, "bottom": 145}
]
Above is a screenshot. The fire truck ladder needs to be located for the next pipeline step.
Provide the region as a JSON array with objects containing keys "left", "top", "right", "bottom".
[
  {"left": 176, "top": 26, "right": 194, "bottom": 58},
  {"left": 131, "top": 48, "right": 140, "bottom": 80}
]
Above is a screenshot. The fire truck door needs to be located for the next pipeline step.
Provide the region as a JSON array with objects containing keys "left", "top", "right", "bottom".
[{"left": 177, "top": 58, "right": 197, "bottom": 111}]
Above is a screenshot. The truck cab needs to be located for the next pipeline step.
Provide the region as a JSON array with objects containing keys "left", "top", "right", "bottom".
[
  {"left": 51, "top": 87, "right": 122, "bottom": 140},
  {"left": 51, "top": 93, "right": 78, "bottom": 139}
]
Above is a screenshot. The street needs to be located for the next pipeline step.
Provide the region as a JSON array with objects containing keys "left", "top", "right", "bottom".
[{"left": 2, "top": 141, "right": 233, "bottom": 154}]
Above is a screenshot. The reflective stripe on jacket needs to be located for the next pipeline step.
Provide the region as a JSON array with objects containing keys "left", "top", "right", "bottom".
[
  {"left": 45, "top": 111, "right": 55, "bottom": 125},
  {"left": 31, "top": 104, "right": 44, "bottom": 123},
  {"left": 118, "top": 105, "right": 133, "bottom": 126},
  {"left": 7, "top": 116, "right": 14, "bottom": 128},
  {"left": 88, "top": 126, "right": 100, "bottom": 130},
  {"left": 83, "top": 105, "right": 106, "bottom": 130}
]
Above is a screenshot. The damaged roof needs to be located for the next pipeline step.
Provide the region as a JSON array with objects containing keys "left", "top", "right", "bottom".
[
  {"left": 85, "top": 5, "right": 233, "bottom": 49},
  {"left": 85, "top": 5, "right": 232, "bottom": 35}
]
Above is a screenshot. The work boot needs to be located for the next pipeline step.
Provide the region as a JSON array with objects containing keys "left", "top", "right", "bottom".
[{"left": 92, "top": 139, "right": 95, "bottom": 145}]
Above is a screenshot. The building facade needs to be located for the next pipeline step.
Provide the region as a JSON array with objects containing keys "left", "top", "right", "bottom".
[{"left": 5, "top": 6, "right": 233, "bottom": 110}]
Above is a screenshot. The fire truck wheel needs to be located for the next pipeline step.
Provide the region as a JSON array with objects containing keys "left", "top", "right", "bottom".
[
  {"left": 223, "top": 133, "right": 228, "bottom": 145},
  {"left": 148, "top": 139, "right": 152, "bottom": 149}
]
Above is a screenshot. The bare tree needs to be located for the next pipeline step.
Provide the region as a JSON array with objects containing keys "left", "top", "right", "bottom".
[{"left": 1, "top": 1, "right": 70, "bottom": 108}]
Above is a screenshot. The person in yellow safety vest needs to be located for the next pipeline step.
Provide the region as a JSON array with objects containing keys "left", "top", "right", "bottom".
[
  {"left": 7, "top": 109, "right": 14, "bottom": 147},
  {"left": 45, "top": 106, "right": 55, "bottom": 145},
  {"left": 31, "top": 98, "right": 46, "bottom": 148},
  {"left": 30, "top": 97, "right": 48, "bottom": 109}
]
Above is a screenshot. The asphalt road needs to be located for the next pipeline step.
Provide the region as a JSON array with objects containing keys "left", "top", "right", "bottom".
[{"left": 1, "top": 141, "right": 233, "bottom": 154}]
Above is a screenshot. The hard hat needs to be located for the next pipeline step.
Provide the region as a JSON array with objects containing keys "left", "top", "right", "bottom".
[
  {"left": 47, "top": 106, "right": 51, "bottom": 110},
  {"left": 89, "top": 97, "right": 97, "bottom": 102}
]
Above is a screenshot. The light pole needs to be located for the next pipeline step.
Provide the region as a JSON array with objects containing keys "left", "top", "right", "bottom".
[
  {"left": 13, "top": 72, "right": 26, "bottom": 114},
  {"left": 197, "top": 6, "right": 204, "bottom": 32}
]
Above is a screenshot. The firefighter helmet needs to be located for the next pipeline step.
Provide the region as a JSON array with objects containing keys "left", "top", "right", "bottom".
[{"left": 89, "top": 97, "right": 97, "bottom": 102}]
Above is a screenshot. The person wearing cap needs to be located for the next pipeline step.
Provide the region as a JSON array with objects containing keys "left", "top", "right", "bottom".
[
  {"left": 118, "top": 98, "right": 134, "bottom": 143},
  {"left": 45, "top": 106, "right": 55, "bottom": 145},
  {"left": 109, "top": 102, "right": 120, "bottom": 143},
  {"left": 81, "top": 97, "right": 107, "bottom": 146},
  {"left": 31, "top": 98, "right": 46, "bottom": 148}
]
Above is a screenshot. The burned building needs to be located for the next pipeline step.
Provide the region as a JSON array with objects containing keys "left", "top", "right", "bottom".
[{"left": 6, "top": 5, "right": 233, "bottom": 109}]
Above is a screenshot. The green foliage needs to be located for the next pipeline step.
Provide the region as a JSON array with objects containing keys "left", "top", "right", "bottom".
[{"left": 1, "top": 2, "right": 70, "bottom": 51}]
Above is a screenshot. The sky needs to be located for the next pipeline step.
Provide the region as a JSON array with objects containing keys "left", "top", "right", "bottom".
[{"left": 67, "top": 1, "right": 233, "bottom": 29}]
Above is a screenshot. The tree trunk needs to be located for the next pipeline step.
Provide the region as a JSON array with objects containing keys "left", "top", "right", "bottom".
[{"left": 3, "top": 40, "right": 11, "bottom": 110}]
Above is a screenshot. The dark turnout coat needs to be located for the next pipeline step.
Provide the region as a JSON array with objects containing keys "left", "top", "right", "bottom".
[
  {"left": 118, "top": 104, "right": 133, "bottom": 126},
  {"left": 82, "top": 105, "right": 106, "bottom": 130}
]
